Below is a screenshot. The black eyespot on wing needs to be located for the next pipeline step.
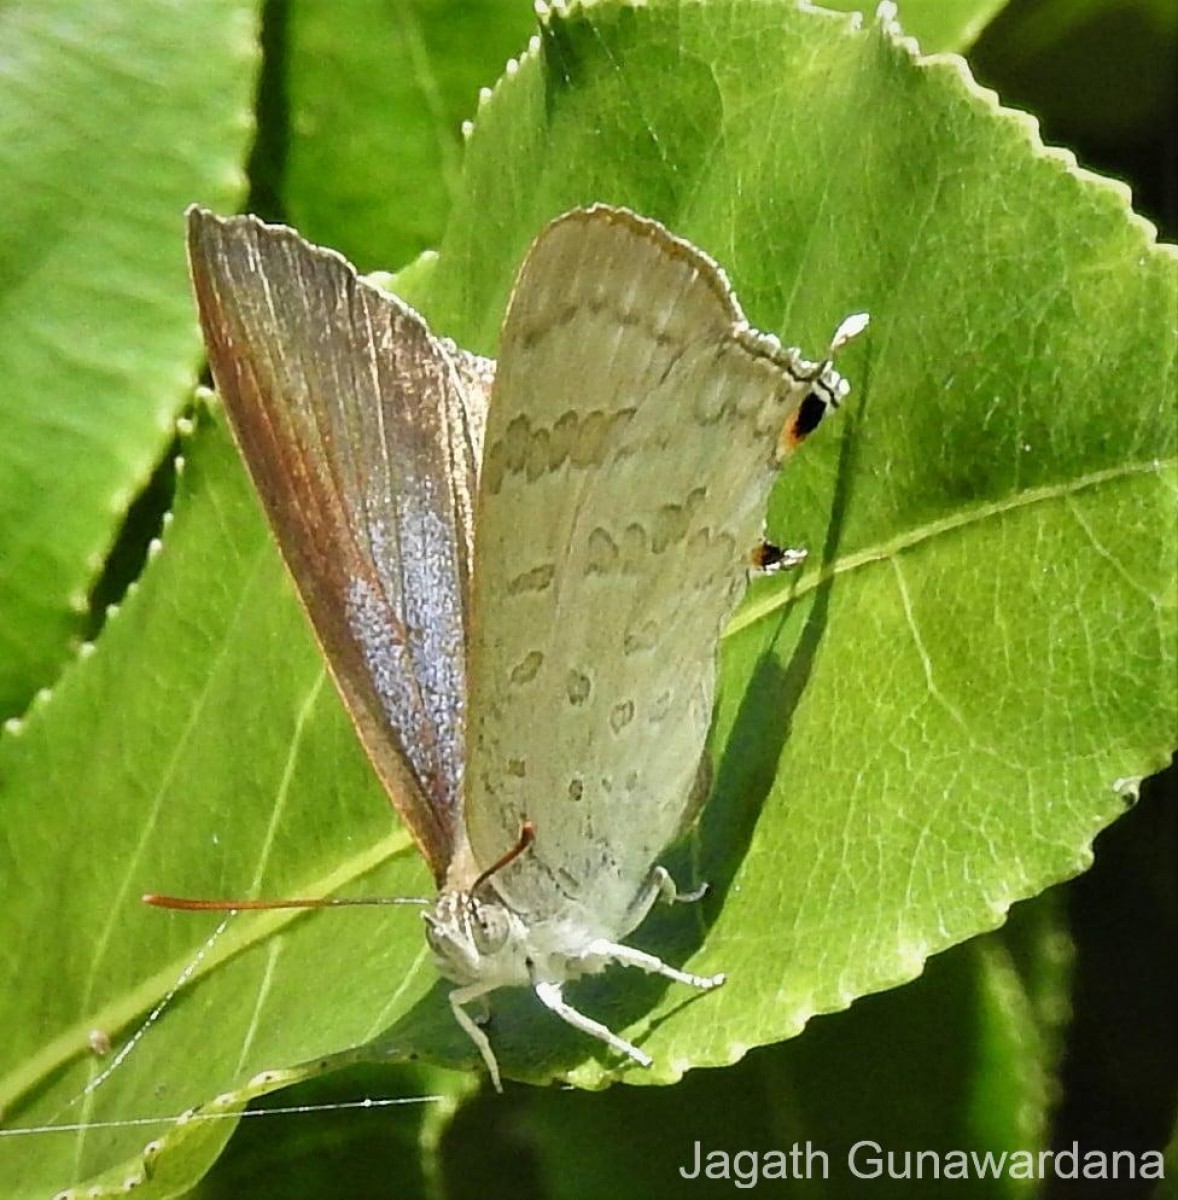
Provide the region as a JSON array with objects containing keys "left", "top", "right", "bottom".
[
  {"left": 752, "top": 542, "right": 787, "bottom": 570},
  {"left": 793, "top": 389, "right": 830, "bottom": 439},
  {"left": 750, "top": 541, "right": 807, "bottom": 574}
]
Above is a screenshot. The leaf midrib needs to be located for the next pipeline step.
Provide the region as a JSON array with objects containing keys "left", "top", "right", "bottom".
[{"left": 728, "top": 456, "right": 1173, "bottom": 637}]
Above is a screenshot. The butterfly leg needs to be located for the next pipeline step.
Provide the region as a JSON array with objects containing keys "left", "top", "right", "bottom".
[
  {"left": 650, "top": 864, "right": 709, "bottom": 905},
  {"left": 583, "top": 937, "right": 726, "bottom": 991},
  {"left": 533, "top": 979, "right": 654, "bottom": 1068},
  {"left": 448, "top": 982, "right": 504, "bottom": 1093},
  {"left": 619, "top": 864, "right": 709, "bottom": 938}
]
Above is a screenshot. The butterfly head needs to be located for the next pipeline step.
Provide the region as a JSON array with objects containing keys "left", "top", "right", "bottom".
[{"left": 424, "top": 888, "right": 532, "bottom": 987}]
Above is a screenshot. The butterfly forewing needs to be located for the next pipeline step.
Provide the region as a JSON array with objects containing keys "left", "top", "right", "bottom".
[
  {"left": 187, "top": 209, "right": 489, "bottom": 880},
  {"left": 464, "top": 206, "right": 816, "bottom": 929}
]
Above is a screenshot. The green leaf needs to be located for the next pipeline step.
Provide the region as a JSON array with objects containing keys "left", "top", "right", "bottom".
[
  {"left": 186, "top": 1063, "right": 473, "bottom": 1200},
  {"left": 0, "top": 405, "right": 451, "bottom": 1197},
  {"left": 281, "top": 0, "right": 538, "bottom": 272},
  {"left": 0, "top": 0, "right": 258, "bottom": 717},
  {"left": 0, "top": 1, "right": 1173, "bottom": 1195},
  {"left": 417, "top": 0, "right": 1173, "bottom": 1087},
  {"left": 500, "top": 899, "right": 1067, "bottom": 1200},
  {"left": 820, "top": 0, "right": 1012, "bottom": 54}
]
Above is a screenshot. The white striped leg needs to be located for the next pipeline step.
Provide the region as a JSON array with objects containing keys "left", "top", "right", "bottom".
[
  {"left": 583, "top": 938, "right": 726, "bottom": 990},
  {"left": 533, "top": 980, "right": 653, "bottom": 1068},
  {"left": 651, "top": 864, "right": 710, "bottom": 905},
  {"left": 448, "top": 982, "right": 504, "bottom": 1093}
]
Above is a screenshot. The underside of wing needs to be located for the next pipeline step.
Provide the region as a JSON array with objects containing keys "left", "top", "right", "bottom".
[
  {"left": 463, "top": 206, "right": 821, "bottom": 928},
  {"left": 187, "top": 209, "right": 490, "bottom": 881}
]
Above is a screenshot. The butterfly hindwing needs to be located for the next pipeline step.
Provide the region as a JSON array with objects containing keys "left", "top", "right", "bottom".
[{"left": 463, "top": 207, "right": 818, "bottom": 928}]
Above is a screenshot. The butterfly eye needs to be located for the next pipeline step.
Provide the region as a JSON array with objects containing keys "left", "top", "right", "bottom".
[{"left": 470, "top": 901, "right": 512, "bottom": 955}]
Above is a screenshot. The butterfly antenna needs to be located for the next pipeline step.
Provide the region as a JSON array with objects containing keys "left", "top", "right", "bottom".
[
  {"left": 470, "top": 820, "right": 536, "bottom": 895},
  {"left": 142, "top": 892, "right": 429, "bottom": 911}
]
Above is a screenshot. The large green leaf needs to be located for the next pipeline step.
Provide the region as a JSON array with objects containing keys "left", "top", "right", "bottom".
[
  {"left": 0, "top": 1, "right": 1173, "bottom": 1196},
  {"left": 281, "top": 0, "right": 538, "bottom": 271},
  {"left": 0, "top": 0, "right": 257, "bottom": 716},
  {"left": 416, "top": 0, "right": 1174, "bottom": 1083},
  {"left": 505, "top": 899, "right": 1068, "bottom": 1200},
  {"left": 0, "top": 403, "right": 462, "bottom": 1197}
]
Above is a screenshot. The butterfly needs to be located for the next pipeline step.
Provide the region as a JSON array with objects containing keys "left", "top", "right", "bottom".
[{"left": 171, "top": 204, "right": 866, "bottom": 1090}]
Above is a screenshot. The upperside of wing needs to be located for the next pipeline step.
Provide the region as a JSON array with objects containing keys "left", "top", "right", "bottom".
[{"left": 187, "top": 208, "right": 490, "bottom": 881}]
